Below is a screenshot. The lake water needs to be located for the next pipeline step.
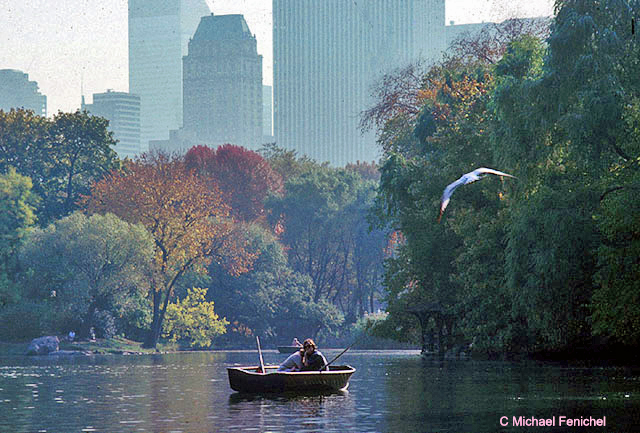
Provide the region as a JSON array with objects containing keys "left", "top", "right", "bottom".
[{"left": 1, "top": 349, "right": 639, "bottom": 432}]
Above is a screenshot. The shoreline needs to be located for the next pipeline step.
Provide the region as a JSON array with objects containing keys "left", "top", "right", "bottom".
[{"left": 2, "top": 338, "right": 638, "bottom": 366}]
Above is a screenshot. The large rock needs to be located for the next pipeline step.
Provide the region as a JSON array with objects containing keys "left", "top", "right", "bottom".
[{"left": 26, "top": 336, "right": 59, "bottom": 355}]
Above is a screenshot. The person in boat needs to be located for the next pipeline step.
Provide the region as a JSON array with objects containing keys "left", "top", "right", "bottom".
[
  {"left": 292, "top": 337, "right": 302, "bottom": 347},
  {"left": 300, "top": 338, "right": 328, "bottom": 371},
  {"left": 277, "top": 347, "right": 304, "bottom": 371}
]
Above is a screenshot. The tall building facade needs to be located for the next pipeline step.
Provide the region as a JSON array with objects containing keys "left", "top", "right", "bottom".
[
  {"left": 0, "top": 69, "right": 47, "bottom": 116},
  {"left": 262, "top": 85, "right": 273, "bottom": 142},
  {"left": 128, "top": 0, "right": 210, "bottom": 152},
  {"left": 182, "top": 14, "right": 263, "bottom": 149},
  {"left": 82, "top": 90, "right": 141, "bottom": 160},
  {"left": 273, "top": 0, "right": 447, "bottom": 166}
]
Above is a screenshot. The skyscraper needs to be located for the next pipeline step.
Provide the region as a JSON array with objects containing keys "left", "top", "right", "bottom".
[
  {"left": 128, "top": 0, "right": 210, "bottom": 152},
  {"left": 263, "top": 85, "right": 273, "bottom": 142},
  {"left": 182, "top": 14, "right": 263, "bottom": 149},
  {"left": 0, "top": 69, "right": 47, "bottom": 116},
  {"left": 273, "top": 0, "right": 446, "bottom": 166},
  {"left": 82, "top": 90, "right": 141, "bottom": 159}
]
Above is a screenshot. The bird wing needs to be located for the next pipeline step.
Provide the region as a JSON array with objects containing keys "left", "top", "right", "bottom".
[
  {"left": 472, "top": 167, "right": 516, "bottom": 178},
  {"left": 438, "top": 167, "right": 516, "bottom": 222},
  {"left": 439, "top": 176, "right": 467, "bottom": 221}
]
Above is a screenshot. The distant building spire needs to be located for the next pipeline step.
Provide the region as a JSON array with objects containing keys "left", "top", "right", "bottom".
[{"left": 81, "top": 72, "right": 85, "bottom": 110}]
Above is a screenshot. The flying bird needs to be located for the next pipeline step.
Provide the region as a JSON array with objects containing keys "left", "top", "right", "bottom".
[{"left": 438, "top": 167, "right": 516, "bottom": 222}]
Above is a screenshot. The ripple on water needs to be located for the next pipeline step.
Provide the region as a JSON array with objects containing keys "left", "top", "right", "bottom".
[{"left": 1, "top": 352, "right": 640, "bottom": 432}]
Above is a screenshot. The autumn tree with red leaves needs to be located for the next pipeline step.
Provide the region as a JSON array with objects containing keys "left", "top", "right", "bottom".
[
  {"left": 185, "top": 144, "right": 283, "bottom": 223},
  {"left": 84, "top": 151, "right": 255, "bottom": 348}
]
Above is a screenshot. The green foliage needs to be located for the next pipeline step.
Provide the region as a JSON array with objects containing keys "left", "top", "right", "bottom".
[
  {"left": 208, "top": 223, "right": 344, "bottom": 342},
  {"left": 17, "top": 212, "right": 154, "bottom": 337},
  {"left": 353, "top": 310, "right": 388, "bottom": 334},
  {"left": 260, "top": 142, "right": 319, "bottom": 182},
  {"left": 592, "top": 170, "right": 640, "bottom": 344},
  {"left": 370, "top": 1, "right": 640, "bottom": 357},
  {"left": 162, "top": 287, "right": 228, "bottom": 348},
  {"left": 504, "top": 180, "right": 598, "bottom": 351},
  {"left": 0, "top": 108, "right": 120, "bottom": 226},
  {"left": 0, "top": 300, "right": 49, "bottom": 341},
  {"left": 0, "top": 167, "right": 38, "bottom": 306},
  {"left": 0, "top": 168, "right": 38, "bottom": 247},
  {"left": 495, "top": 34, "right": 544, "bottom": 79},
  {"left": 0, "top": 109, "right": 49, "bottom": 178},
  {"left": 265, "top": 163, "right": 385, "bottom": 321}
]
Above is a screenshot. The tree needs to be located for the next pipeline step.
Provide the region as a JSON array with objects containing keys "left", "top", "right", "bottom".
[
  {"left": 346, "top": 160, "right": 381, "bottom": 182},
  {"left": 162, "top": 287, "right": 228, "bottom": 348},
  {"left": 370, "top": 0, "right": 640, "bottom": 357},
  {"left": 0, "top": 168, "right": 38, "bottom": 306},
  {"left": 593, "top": 173, "right": 640, "bottom": 345},
  {"left": 538, "top": 0, "right": 640, "bottom": 346},
  {"left": 44, "top": 111, "right": 120, "bottom": 223},
  {"left": 259, "top": 142, "right": 319, "bottom": 182},
  {"left": 0, "top": 109, "right": 49, "bottom": 181},
  {"left": 348, "top": 182, "right": 386, "bottom": 318},
  {"left": 449, "top": 17, "right": 550, "bottom": 65},
  {"left": 84, "top": 151, "right": 254, "bottom": 348},
  {"left": 368, "top": 22, "right": 551, "bottom": 354},
  {"left": 207, "top": 223, "right": 343, "bottom": 343},
  {"left": 17, "top": 212, "right": 154, "bottom": 337},
  {"left": 0, "top": 109, "right": 120, "bottom": 225},
  {"left": 185, "top": 144, "right": 283, "bottom": 222},
  {"left": 266, "top": 166, "right": 368, "bottom": 305}
]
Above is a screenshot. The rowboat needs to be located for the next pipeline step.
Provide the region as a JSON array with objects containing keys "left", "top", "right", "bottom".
[
  {"left": 277, "top": 345, "right": 301, "bottom": 353},
  {"left": 227, "top": 365, "right": 356, "bottom": 393}
]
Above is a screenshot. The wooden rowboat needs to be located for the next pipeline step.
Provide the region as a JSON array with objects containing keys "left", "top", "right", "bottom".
[
  {"left": 277, "top": 345, "right": 301, "bottom": 353},
  {"left": 227, "top": 365, "right": 356, "bottom": 393}
]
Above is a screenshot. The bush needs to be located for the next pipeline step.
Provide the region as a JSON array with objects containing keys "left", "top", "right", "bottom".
[
  {"left": 93, "top": 310, "right": 117, "bottom": 339},
  {"left": 163, "top": 288, "right": 229, "bottom": 348},
  {"left": 0, "top": 301, "right": 48, "bottom": 341}
]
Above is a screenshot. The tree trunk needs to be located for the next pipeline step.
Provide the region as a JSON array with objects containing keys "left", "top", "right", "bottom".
[{"left": 144, "top": 289, "right": 163, "bottom": 348}]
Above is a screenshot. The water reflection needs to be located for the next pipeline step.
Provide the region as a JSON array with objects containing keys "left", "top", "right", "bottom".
[
  {"left": 1, "top": 351, "right": 639, "bottom": 432},
  {"left": 227, "top": 390, "right": 354, "bottom": 432}
]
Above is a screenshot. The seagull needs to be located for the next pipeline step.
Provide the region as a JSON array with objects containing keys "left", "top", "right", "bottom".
[{"left": 438, "top": 167, "right": 516, "bottom": 222}]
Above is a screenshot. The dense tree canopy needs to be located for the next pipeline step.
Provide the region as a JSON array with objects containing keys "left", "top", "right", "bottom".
[
  {"left": 0, "top": 109, "right": 120, "bottom": 225},
  {"left": 18, "top": 212, "right": 154, "bottom": 338},
  {"left": 0, "top": 168, "right": 38, "bottom": 306},
  {"left": 185, "top": 144, "right": 283, "bottom": 222},
  {"left": 265, "top": 164, "right": 386, "bottom": 323},
  {"left": 369, "top": 0, "right": 640, "bottom": 356},
  {"left": 84, "top": 151, "right": 254, "bottom": 347},
  {"left": 208, "top": 222, "right": 344, "bottom": 343}
]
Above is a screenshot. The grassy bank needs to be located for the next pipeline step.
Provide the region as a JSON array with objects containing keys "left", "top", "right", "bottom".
[{"left": 0, "top": 336, "right": 178, "bottom": 356}]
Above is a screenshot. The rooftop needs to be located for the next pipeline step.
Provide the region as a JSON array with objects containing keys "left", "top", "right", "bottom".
[{"left": 192, "top": 13, "right": 253, "bottom": 41}]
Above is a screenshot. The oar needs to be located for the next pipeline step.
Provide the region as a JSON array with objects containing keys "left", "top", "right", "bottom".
[
  {"left": 256, "top": 336, "right": 266, "bottom": 374},
  {"left": 322, "top": 320, "right": 378, "bottom": 370},
  {"left": 322, "top": 338, "right": 359, "bottom": 370}
]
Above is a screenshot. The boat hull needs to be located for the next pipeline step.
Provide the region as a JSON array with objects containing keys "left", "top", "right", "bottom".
[{"left": 227, "top": 365, "right": 355, "bottom": 393}]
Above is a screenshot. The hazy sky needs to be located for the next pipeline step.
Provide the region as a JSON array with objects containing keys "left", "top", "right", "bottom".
[{"left": 1, "top": 0, "right": 553, "bottom": 115}]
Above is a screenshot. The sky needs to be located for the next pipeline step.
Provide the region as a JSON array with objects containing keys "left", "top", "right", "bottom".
[{"left": 0, "top": 0, "right": 554, "bottom": 115}]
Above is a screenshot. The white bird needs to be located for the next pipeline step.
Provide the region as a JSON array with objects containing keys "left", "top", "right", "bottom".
[{"left": 439, "top": 167, "right": 516, "bottom": 222}]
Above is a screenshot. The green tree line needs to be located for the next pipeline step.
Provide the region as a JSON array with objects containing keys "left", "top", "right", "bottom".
[
  {"left": 0, "top": 109, "right": 387, "bottom": 348},
  {"left": 367, "top": 0, "right": 640, "bottom": 358}
]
